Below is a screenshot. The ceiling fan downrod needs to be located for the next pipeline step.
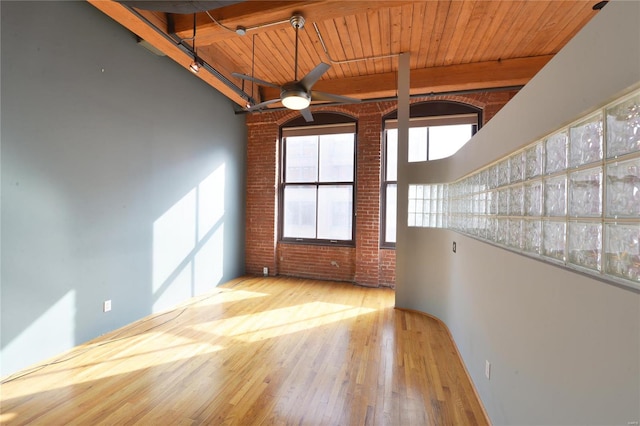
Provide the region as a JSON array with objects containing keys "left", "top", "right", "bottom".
[{"left": 290, "top": 14, "right": 305, "bottom": 81}]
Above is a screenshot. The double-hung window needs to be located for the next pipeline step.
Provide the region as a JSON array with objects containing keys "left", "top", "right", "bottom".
[
  {"left": 280, "top": 122, "right": 356, "bottom": 245},
  {"left": 382, "top": 103, "right": 481, "bottom": 246}
]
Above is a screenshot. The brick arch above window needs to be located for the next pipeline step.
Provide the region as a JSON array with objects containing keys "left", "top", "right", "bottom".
[
  {"left": 382, "top": 100, "right": 483, "bottom": 129},
  {"left": 275, "top": 107, "right": 359, "bottom": 127}
]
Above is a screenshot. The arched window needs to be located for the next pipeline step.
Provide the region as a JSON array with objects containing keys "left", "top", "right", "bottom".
[
  {"left": 381, "top": 101, "right": 481, "bottom": 246},
  {"left": 279, "top": 113, "right": 357, "bottom": 245}
]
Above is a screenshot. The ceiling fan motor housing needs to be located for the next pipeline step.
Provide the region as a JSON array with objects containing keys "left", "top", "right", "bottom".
[{"left": 281, "top": 82, "right": 311, "bottom": 110}]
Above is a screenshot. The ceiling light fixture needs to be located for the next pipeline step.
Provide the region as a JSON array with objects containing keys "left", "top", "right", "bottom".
[
  {"left": 281, "top": 85, "right": 311, "bottom": 110},
  {"left": 189, "top": 59, "right": 201, "bottom": 73}
]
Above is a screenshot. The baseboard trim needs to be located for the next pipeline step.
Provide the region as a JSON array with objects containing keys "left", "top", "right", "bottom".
[{"left": 394, "top": 307, "right": 492, "bottom": 426}]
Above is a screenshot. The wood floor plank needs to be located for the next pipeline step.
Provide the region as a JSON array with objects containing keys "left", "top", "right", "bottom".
[{"left": 1, "top": 276, "right": 488, "bottom": 425}]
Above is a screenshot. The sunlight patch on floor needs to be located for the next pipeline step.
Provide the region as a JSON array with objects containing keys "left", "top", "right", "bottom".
[
  {"left": 192, "top": 301, "right": 376, "bottom": 342},
  {"left": 2, "top": 336, "right": 225, "bottom": 400}
]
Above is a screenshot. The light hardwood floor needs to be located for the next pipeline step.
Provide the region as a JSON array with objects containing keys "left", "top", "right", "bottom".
[{"left": 1, "top": 276, "right": 488, "bottom": 425}]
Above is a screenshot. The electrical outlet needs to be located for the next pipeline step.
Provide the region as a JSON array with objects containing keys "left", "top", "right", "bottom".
[
  {"left": 103, "top": 300, "right": 112, "bottom": 313},
  {"left": 263, "top": 267, "right": 268, "bottom": 276},
  {"left": 485, "top": 360, "right": 491, "bottom": 380},
  {"left": 453, "top": 241, "right": 457, "bottom": 253}
]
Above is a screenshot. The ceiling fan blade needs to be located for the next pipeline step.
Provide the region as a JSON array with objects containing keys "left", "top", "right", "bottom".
[
  {"left": 299, "top": 62, "right": 330, "bottom": 91},
  {"left": 232, "top": 72, "right": 281, "bottom": 89},
  {"left": 300, "top": 108, "right": 314, "bottom": 122},
  {"left": 247, "top": 98, "right": 281, "bottom": 111},
  {"left": 311, "top": 91, "right": 361, "bottom": 104}
]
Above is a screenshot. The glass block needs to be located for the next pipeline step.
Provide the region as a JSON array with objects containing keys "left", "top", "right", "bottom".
[
  {"left": 436, "top": 214, "right": 443, "bottom": 228},
  {"left": 605, "top": 223, "right": 640, "bottom": 282},
  {"left": 431, "top": 184, "right": 439, "bottom": 199},
  {"left": 477, "top": 216, "right": 487, "bottom": 238},
  {"left": 497, "top": 159, "right": 510, "bottom": 187},
  {"left": 487, "top": 190, "right": 497, "bottom": 215},
  {"left": 450, "top": 199, "right": 458, "bottom": 215},
  {"left": 498, "top": 188, "right": 509, "bottom": 215},
  {"left": 473, "top": 194, "right": 485, "bottom": 215},
  {"left": 508, "top": 219, "right": 522, "bottom": 249},
  {"left": 606, "top": 91, "right": 640, "bottom": 158},
  {"left": 486, "top": 217, "right": 497, "bottom": 241},
  {"left": 470, "top": 216, "right": 479, "bottom": 235},
  {"left": 470, "top": 173, "right": 479, "bottom": 193},
  {"left": 408, "top": 213, "right": 416, "bottom": 227},
  {"left": 496, "top": 218, "right": 509, "bottom": 245},
  {"left": 510, "top": 152, "right": 525, "bottom": 183},
  {"left": 488, "top": 165, "right": 498, "bottom": 189},
  {"left": 423, "top": 199, "right": 430, "bottom": 214},
  {"left": 544, "top": 131, "right": 568, "bottom": 174},
  {"left": 544, "top": 175, "right": 567, "bottom": 217},
  {"left": 462, "top": 215, "right": 471, "bottom": 233},
  {"left": 408, "top": 184, "right": 417, "bottom": 199},
  {"left": 525, "top": 142, "right": 543, "bottom": 180},
  {"left": 523, "top": 219, "right": 542, "bottom": 254},
  {"left": 542, "top": 220, "right": 566, "bottom": 262},
  {"left": 524, "top": 180, "right": 543, "bottom": 216},
  {"left": 569, "top": 113, "right": 603, "bottom": 167},
  {"left": 429, "top": 213, "right": 437, "bottom": 228},
  {"left": 509, "top": 185, "right": 524, "bottom": 216},
  {"left": 415, "top": 213, "right": 423, "bottom": 227},
  {"left": 478, "top": 169, "right": 488, "bottom": 192},
  {"left": 568, "top": 167, "right": 602, "bottom": 217},
  {"left": 606, "top": 157, "right": 640, "bottom": 218},
  {"left": 568, "top": 222, "right": 602, "bottom": 271}
]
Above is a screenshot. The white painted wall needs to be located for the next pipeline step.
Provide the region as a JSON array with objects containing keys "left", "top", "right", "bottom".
[{"left": 396, "top": 2, "right": 640, "bottom": 424}]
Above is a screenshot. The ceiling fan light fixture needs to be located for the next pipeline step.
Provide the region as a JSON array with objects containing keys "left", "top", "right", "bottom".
[{"left": 281, "top": 89, "right": 311, "bottom": 110}]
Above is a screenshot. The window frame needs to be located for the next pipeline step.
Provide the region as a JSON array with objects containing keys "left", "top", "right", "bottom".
[
  {"left": 279, "top": 114, "right": 357, "bottom": 246},
  {"left": 380, "top": 101, "right": 482, "bottom": 248}
]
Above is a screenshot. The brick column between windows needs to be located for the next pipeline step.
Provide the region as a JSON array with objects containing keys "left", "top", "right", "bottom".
[
  {"left": 354, "top": 113, "right": 382, "bottom": 286},
  {"left": 245, "top": 119, "right": 279, "bottom": 276}
]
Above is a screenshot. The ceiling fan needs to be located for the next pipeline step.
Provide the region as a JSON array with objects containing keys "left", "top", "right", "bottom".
[{"left": 232, "top": 15, "right": 361, "bottom": 122}]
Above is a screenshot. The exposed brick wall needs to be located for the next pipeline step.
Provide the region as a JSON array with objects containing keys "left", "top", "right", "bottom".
[
  {"left": 244, "top": 90, "right": 517, "bottom": 287},
  {"left": 245, "top": 120, "right": 279, "bottom": 275},
  {"left": 277, "top": 244, "right": 356, "bottom": 282},
  {"left": 379, "top": 249, "right": 396, "bottom": 287}
]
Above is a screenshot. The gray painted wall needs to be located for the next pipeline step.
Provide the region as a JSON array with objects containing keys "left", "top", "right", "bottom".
[
  {"left": 1, "top": 1, "right": 246, "bottom": 377},
  {"left": 396, "top": 2, "right": 640, "bottom": 425}
]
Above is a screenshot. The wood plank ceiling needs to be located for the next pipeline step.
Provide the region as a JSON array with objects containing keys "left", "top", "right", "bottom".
[{"left": 90, "top": 0, "right": 602, "bottom": 112}]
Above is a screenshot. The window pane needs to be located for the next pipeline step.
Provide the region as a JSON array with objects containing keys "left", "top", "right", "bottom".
[
  {"left": 386, "top": 184, "right": 397, "bottom": 243},
  {"left": 283, "top": 186, "right": 317, "bottom": 238},
  {"left": 386, "top": 129, "right": 398, "bottom": 181},
  {"left": 317, "top": 185, "right": 353, "bottom": 240},
  {"left": 285, "top": 136, "right": 318, "bottom": 183},
  {"left": 408, "top": 127, "right": 428, "bottom": 162},
  {"left": 428, "top": 124, "right": 472, "bottom": 160},
  {"left": 319, "top": 133, "right": 354, "bottom": 182}
]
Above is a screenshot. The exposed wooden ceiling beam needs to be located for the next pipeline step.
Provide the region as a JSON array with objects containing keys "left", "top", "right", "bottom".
[
  {"left": 259, "top": 55, "right": 554, "bottom": 102},
  {"left": 172, "top": 1, "right": 415, "bottom": 45},
  {"left": 88, "top": 0, "right": 248, "bottom": 107}
]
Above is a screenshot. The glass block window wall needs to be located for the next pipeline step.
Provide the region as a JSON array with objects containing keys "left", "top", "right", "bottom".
[{"left": 407, "top": 88, "right": 640, "bottom": 290}]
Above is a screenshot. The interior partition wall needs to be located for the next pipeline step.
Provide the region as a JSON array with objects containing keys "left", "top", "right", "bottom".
[{"left": 395, "top": 1, "right": 640, "bottom": 424}]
